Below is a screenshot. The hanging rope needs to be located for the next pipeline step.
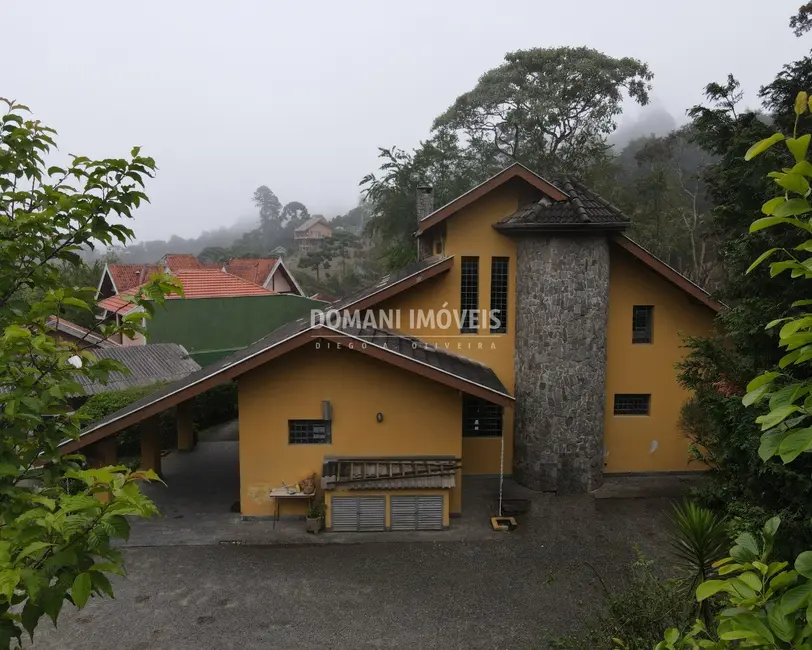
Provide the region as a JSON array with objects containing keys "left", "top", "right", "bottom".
[{"left": 498, "top": 429, "right": 504, "bottom": 517}]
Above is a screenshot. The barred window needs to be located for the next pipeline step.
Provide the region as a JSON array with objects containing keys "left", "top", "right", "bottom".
[
  {"left": 288, "top": 420, "right": 332, "bottom": 444},
  {"left": 460, "top": 257, "right": 479, "bottom": 333},
  {"left": 462, "top": 395, "right": 503, "bottom": 437},
  {"left": 489, "top": 257, "right": 509, "bottom": 333},
  {"left": 632, "top": 306, "right": 653, "bottom": 343},
  {"left": 613, "top": 394, "right": 651, "bottom": 416}
]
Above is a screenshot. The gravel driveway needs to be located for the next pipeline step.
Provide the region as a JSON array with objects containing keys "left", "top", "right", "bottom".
[{"left": 31, "top": 496, "right": 671, "bottom": 650}]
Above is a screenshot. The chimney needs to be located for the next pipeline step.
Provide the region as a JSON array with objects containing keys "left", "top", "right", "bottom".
[{"left": 416, "top": 185, "right": 434, "bottom": 224}]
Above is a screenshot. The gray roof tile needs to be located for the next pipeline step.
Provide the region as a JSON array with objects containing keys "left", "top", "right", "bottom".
[
  {"left": 77, "top": 344, "right": 201, "bottom": 395},
  {"left": 499, "top": 177, "right": 630, "bottom": 228}
]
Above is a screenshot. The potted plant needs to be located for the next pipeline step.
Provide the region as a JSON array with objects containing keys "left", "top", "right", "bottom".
[{"left": 306, "top": 499, "right": 326, "bottom": 534}]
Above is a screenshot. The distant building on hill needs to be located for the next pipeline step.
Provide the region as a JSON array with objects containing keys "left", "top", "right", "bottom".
[{"left": 294, "top": 216, "right": 332, "bottom": 253}]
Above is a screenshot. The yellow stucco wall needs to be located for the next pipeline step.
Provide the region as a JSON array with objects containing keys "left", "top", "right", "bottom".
[
  {"left": 325, "top": 489, "right": 450, "bottom": 529},
  {"left": 237, "top": 343, "right": 463, "bottom": 517},
  {"left": 378, "top": 181, "right": 522, "bottom": 475},
  {"left": 604, "top": 245, "right": 717, "bottom": 473}
]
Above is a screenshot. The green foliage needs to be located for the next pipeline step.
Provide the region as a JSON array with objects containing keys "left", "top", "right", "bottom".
[
  {"left": 668, "top": 502, "right": 729, "bottom": 628},
  {"left": 433, "top": 46, "right": 652, "bottom": 174},
  {"left": 0, "top": 98, "right": 178, "bottom": 646},
  {"left": 652, "top": 518, "right": 812, "bottom": 649},
  {"left": 676, "top": 57, "right": 812, "bottom": 558},
  {"left": 740, "top": 94, "right": 812, "bottom": 465},
  {"left": 76, "top": 384, "right": 164, "bottom": 425},
  {"left": 362, "top": 46, "right": 653, "bottom": 269},
  {"left": 549, "top": 554, "right": 691, "bottom": 650},
  {"left": 651, "top": 90, "right": 812, "bottom": 650}
]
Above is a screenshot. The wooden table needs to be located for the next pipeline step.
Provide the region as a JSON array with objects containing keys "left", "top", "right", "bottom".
[{"left": 269, "top": 489, "right": 314, "bottom": 529}]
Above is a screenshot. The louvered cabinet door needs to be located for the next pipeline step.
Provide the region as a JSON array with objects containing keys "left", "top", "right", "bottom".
[
  {"left": 357, "top": 496, "right": 385, "bottom": 531},
  {"left": 331, "top": 496, "right": 386, "bottom": 532},
  {"left": 330, "top": 497, "right": 359, "bottom": 532},
  {"left": 390, "top": 496, "right": 418, "bottom": 531},
  {"left": 390, "top": 495, "right": 444, "bottom": 531}
]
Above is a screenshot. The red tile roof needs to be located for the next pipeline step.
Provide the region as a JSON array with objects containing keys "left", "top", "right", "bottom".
[
  {"left": 170, "top": 269, "right": 274, "bottom": 298},
  {"left": 107, "top": 264, "right": 163, "bottom": 292},
  {"left": 163, "top": 254, "right": 203, "bottom": 271},
  {"left": 225, "top": 258, "right": 278, "bottom": 285},
  {"left": 99, "top": 268, "right": 274, "bottom": 313},
  {"left": 98, "top": 293, "right": 140, "bottom": 315}
]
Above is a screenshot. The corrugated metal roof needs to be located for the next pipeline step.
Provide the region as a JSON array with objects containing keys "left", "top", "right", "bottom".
[
  {"left": 75, "top": 343, "right": 201, "bottom": 395},
  {"left": 329, "top": 476, "right": 455, "bottom": 490}
]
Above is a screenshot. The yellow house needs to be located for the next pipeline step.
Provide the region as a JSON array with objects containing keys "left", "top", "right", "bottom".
[{"left": 63, "top": 163, "right": 721, "bottom": 532}]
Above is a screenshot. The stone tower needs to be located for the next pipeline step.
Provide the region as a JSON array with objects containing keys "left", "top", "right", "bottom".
[{"left": 495, "top": 176, "right": 629, "bottom": 493}]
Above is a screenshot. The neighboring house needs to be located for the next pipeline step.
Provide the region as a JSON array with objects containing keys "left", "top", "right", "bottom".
[
  {"left": 45, "top": 316, "right": 120, "bottom": 349},
  {"left": 294, "top": 216, "right": 332, "bottom": 253},
  {"left": 65, "top": 163, "right": 720, "bottom": 533},
  {"left": 96, "top": 255, "right": 319, "bottom": 365},
  {"left": 269, "top": 245, "right": 287, "bottom": 257}
]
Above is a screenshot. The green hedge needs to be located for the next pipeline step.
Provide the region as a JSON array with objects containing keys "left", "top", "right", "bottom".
[{"left": 76, "top": 381, "right": 239, "bottom": 457}]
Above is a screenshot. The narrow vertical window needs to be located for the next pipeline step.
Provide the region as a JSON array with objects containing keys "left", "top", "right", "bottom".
[
  {"left": 460, "top": 257, "right": 479, "bottom": 333},
  {"left": 632, "top": 306, "right": 653, "bottom": 343},
  {"left": 489, "top": 257, "right": 509, "bottom": 333}
]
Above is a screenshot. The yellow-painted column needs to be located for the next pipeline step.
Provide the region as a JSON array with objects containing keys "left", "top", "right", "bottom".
[
  {"left": 140, "top": 416, "right": 162, "bottom": 476},
  {"left": 177, "top": 401, "right": 195, "bottom": 452}
]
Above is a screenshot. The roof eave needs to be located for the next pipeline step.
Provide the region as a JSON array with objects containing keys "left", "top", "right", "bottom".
[
  {"left": 415, "top": 163, "right": 570, "bottom": 236},
  {"left": 493, "top": 222, "right": 630, "bottom": 234}
]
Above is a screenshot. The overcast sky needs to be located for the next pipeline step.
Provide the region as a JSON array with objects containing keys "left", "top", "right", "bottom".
[{"left": 5, "top": 1, "right": 810, "bottom": 241}]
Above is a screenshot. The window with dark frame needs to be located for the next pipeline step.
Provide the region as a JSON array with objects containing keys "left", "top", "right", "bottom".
[
  {"left": 489, "top": 257, "right": 509, "bottom": 334},
  {"left": 632, "top": 305, "right": 653, "bottom": 343},
  {"left": 460, "top": 257, "right": 479, "bottom": 333},
  {"left": 613, "top": 394, "right": 651, "bottom": 416},
  {"left": 288, "top": 420, "right": 332, "bottom": 444},
  {"left": 462, "top": 394, "right": 503, "bottom": 437}
]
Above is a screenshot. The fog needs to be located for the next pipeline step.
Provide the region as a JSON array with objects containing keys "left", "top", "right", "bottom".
[{"left": 4, "top": 0, "right": 810, "bottom": 240}]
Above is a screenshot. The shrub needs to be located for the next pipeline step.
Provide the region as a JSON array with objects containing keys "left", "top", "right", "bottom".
[{"left": 548, "top": 554, "right": 691, "bottom": 650}]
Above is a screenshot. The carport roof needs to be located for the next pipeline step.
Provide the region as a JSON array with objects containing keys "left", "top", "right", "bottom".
[{"left": 61, "top": 317, "right": 512, "bottom": 454}]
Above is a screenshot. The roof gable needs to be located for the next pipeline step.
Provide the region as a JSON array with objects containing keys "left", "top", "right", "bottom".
[
  {"left": 328, "top": 255, "right": 453, "bottom": 313},
  {"left": 611, "top": 235, "right": 723, "bottom": 313},
  {"left": 415, "top": 163, "right": 568, "bottom": 236},
  {"left": 225, "top": 258, "right": 278, "bottom": 285},
  {"left": 497, "top": 177, "right": 630, "bottom": 231},
  {"left": 162, "top": 254, "right": 202, "bottom": 271},
  {"left": 295, "top": 216, "right": 330, "bottom": 232},
  {"left": 61, "top": 318, "right": 512, "bottom": 454}
]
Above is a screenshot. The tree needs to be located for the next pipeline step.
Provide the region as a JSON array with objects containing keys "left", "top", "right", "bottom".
[
  {"left": 613, "top": 126, "right": 718, "bottom": 288},
  {"left": 790, "top": 2, "right": 812, "bottom": 36},
  {"left": 677, "top": 62, "right": 812, "bottom": 557},
  {"left": 652, "top": 91, "right": 812, "bottom": 650},
  {"left": 252, "top": 185, "right": 281, "bottom": 250},
  {"left": 0, "top": 98, "right": 178, "bottom": 647},
  {"left": 300, "top": 247, "right": 331, "bottom": 282},
  {"left": 198, "top": 246, "right": 231, "bottom": 265},
  {"left": 433, "top": 46, "right": 653, "bottom": 175},
  {"left": 280, "top": 201, "right": 309, "bottom": 228},
  {"left": 361, "top": 46, "right": 653, "bottom": 270}
]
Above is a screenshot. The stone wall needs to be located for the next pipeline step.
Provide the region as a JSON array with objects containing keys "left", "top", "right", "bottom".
[{"left": 513, "top": 235, "right": 609, "bottom": 493}]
